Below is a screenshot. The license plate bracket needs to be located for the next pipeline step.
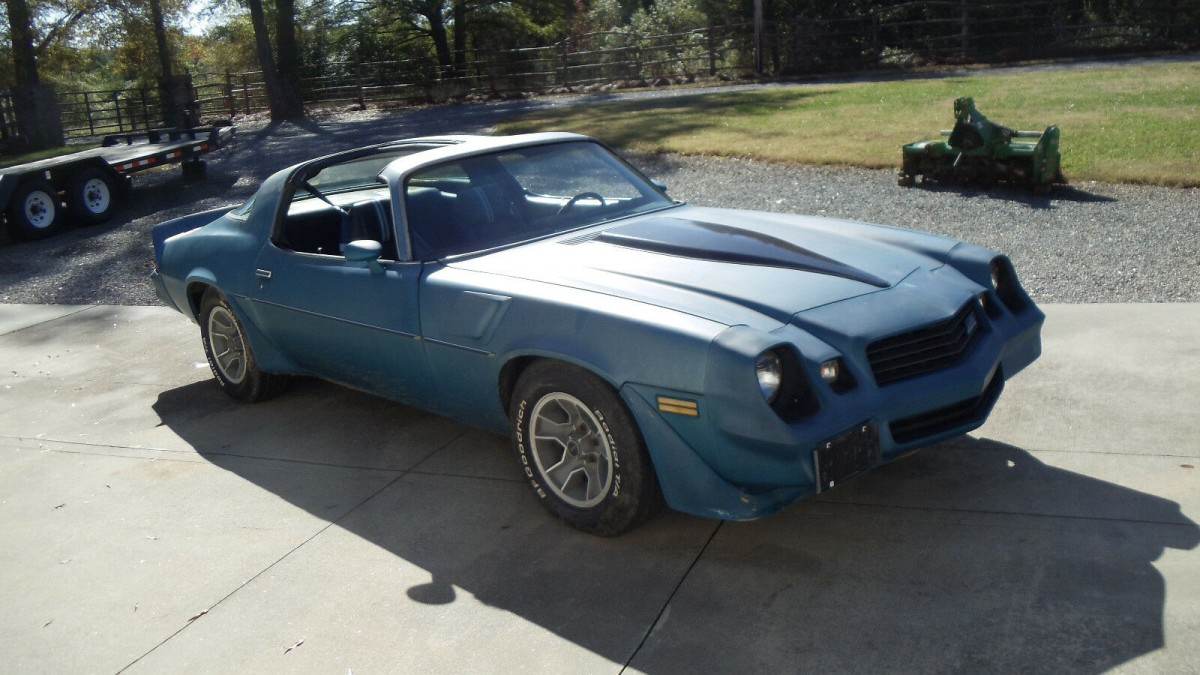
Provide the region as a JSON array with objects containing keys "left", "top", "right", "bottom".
[{"left": 813, "top": 422, "right": 881, "bottom": 493}]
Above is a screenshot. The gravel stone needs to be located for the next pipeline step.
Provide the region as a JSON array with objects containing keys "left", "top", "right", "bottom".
[{"left": 1, "top": 101, "right": 1196, "bottom": 306}]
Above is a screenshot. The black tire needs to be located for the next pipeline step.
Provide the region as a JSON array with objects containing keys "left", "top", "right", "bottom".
[
  {"left": 182, "top": 160, "right": 207, "bottom": 181},
  {"left": 65, "top": 167, "right": 118, "bottom": 226},
  {"left": 510, "top": 361, "right": 660, "bottom": 536},
  {"left": 199, "top": 290, "right": 287, "bottom": 402},
  {"left": 5, "top": 177, "right": 63, "bottom": 241}
]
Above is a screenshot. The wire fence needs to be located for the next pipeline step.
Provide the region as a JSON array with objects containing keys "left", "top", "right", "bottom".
[{"left": 3, "top": 1, "right": 1195, "bottom": 141}]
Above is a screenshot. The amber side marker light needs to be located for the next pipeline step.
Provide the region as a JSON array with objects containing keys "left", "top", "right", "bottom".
[{"left": 657, "top": 396, "right": 699, "bottom": 417}]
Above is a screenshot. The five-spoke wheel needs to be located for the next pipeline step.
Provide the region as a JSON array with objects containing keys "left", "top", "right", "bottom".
[
  {"left": 199, "top": 290, "right": 287, "bottom": 402},
  {"left": 511, "top": 361, "right": 659, "bottom": 535}
]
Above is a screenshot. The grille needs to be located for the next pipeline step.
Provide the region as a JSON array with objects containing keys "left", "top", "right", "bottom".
[
  {"left": 867, "top": 302, "right": 982, "bottom": 386},
  {"left": 889, "top": 370, "right": 1004, "bottom": 444}
]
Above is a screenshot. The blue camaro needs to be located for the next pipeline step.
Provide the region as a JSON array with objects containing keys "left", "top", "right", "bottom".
[{"left": 151, "top": 133, "right": 1043, "bottom": 535}]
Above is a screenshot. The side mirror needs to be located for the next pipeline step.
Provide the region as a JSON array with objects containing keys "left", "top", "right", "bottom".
[
  {"left": 345, "top": 240, "right": 384, "bottom": 272},
  {"left": 651, "top": 179, "right": 668, "bottom": 193}
]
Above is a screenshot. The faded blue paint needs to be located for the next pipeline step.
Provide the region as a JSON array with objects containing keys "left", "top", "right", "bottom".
[{"left": 150, "top": 133, "right": 1044, "bottom": 521}]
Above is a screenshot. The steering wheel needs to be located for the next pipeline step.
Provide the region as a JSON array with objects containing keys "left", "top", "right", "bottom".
[{"left": 557, "top": 192, "right": 607, "bottom": 216}]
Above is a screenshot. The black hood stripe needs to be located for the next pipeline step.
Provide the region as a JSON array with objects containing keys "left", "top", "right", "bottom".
[{"left": 592, "top": 217, "right": 890, "bottom": 288}]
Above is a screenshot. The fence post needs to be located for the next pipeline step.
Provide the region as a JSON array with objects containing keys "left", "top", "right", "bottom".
[
  {"left": 141, "top": 88, "right": 151, "bottom": 131},
  {"left": 242, "top": 74, "right": 251, "bottom": 112},
  {"left": 113, "top": 92, "right": 123, "bottom": 133},
  {"left": 707, "top": 28, "right": 717, "bottom": 75},
  {"left": 960, "top": 0, "right": 969, "bottom": 61},
  {"left": 355, "top": 62, "right": 366, "bottom": 107},
  {"left": 225, "top": 71, "right": 236, "bottom": 116},
  {"left": 871, "top": 12, "right": 881, "bottom": 65},
  {"left": 83, "top": 92, "right": 95, "bottom": 136},
  {"left": 558, "top": 41, "right": 569, "bottom": 86}
]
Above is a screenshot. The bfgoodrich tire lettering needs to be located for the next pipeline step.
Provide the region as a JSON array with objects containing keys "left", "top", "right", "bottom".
[
  {"left": 510, "top": 361, "right": 660, "bottom": 536},
  {"left": 199, "top": 290, "right": 286, "bottom": 402}
]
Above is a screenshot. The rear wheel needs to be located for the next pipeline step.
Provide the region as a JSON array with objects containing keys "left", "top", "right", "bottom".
[
  {"left": 199, "top": 291, "right": 287, "bottom": 402},
  {"left": 5, "top": 178, "right": 63, "bottom": 241},
  {"left": 65, "top": 168, "right": 118, "bottom": 225},
  {"left": 510, "top": 361, "right": 660, "bottom": 536}
]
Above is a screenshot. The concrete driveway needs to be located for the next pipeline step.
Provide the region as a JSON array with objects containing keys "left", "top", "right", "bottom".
[{"left": 1, "top": 303, "right": 1197, "bottom": 673}]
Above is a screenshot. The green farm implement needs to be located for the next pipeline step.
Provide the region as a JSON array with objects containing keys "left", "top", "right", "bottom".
[{"left": 900, "top": 97, "right": 1065, "bottom": 194}]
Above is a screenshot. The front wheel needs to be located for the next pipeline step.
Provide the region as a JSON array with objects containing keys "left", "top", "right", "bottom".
[
  {"left": 510, "top": 361, "right": 660, "bottom": 536},
  {"left": 199, "top": 291, "right": 287, "bottom": 402}
]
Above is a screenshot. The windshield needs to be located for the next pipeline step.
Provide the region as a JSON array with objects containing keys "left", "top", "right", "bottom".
[{"left": 405, "top": 141, "right": 674, "bottom": 259}]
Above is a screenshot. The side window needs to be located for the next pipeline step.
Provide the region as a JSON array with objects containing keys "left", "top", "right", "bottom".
[
  {"left": 405, "top": 162, "right": 472, "bottom": 260},
  {"left": 275, "top": 162, "right": 397, "bottom": 259}
]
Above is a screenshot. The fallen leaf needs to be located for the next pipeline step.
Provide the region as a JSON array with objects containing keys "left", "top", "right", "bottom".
[
  {"left": 188, "top": 609, "right": 208, "bottom": 622},
  {"left": 284, "top": 638, "right": 305, "bottom": 654}
]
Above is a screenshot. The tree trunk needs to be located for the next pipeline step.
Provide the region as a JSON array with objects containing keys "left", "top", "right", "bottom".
[
  {"left": 273, "top": 0, "right": 306, "bottom": 117},
  {"left": 452, "top": 0, "right": 468, "bottom": 78},
  {"left": 6, "top": 0, "right": 64, "bottom": 150},
  {"left": 244, "top": 0, "right": 303, "bottom": 120},
  {"left": 5, "top": 0, "right": 40, "bottom": 86},
  {"left": 148, "top": 0, "right": 172, "bottom": 79},
  {"left": 424, "top": 7, "right": 454, "bottom": 77}
]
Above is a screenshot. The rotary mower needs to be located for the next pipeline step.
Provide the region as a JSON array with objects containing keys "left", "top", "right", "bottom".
[{"left": 899, "top": 97, "right": 1065, "bottom": 194}]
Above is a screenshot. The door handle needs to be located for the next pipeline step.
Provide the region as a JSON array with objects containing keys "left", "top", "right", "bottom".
[{"left": 255, "top": 268, "right": 272, "bottom": 280}]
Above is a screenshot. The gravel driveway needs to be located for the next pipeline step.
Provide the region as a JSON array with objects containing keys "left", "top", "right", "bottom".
[{"left": 1, "top": 95, "right": 1197, "bottom": 306}]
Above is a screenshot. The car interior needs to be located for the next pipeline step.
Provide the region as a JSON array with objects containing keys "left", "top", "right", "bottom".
[{"left": 273, "top": 141, "right": 660, "bottom": 262}]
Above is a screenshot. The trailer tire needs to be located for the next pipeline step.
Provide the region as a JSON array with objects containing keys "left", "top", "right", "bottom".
[
  {"left": 65, "top": 168, "right": 118, "bottom": 226},
  {"left": 182, "top": 160, "right": 206, "bottom": 181},
  {"left": 5, "top": 177, "right": 63, "bottom": 241}
]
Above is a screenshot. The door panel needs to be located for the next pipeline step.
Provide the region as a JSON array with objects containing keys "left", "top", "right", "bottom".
[{"left": 249, "top": 243, "right": 431, "bottom": 405}]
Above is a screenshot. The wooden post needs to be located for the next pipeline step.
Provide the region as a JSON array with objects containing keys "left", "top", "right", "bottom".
[
  {"left": 113, "top": 92, "right": 123, "bottom": 132},
  {"left": 84, "top": 92, "right": 95, "bottom": 135},
  {"left": 356, "top": 62, "right": 366, "bottom": 107},
  {"left": 225, "top": 71, "right": 237, "bottom": 116},
  {"left": 141, "top": 88, "right": 151, "bottom": 130},
  {"left": 707, "top": 28, "right": 717, "bottom": 76},
  {"left": 960, "top": 0, "right": 969, "bottom": 61},
  {"left": 753, "top": 0, "right": 764, "bottom": 74},
  {"left": 242, "top": 74, "right": 251, "bottom": 112}
]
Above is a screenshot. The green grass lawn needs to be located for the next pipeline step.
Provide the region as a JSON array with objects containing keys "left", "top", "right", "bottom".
[{"left": 499, "top": 62, "right": 1200, "bottom": 187}]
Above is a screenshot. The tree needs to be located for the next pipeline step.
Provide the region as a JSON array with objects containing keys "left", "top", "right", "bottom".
[
  {"left": 243, "top": 0, "right": 304, "bottom": 119},
  {"left": 5, "top": 0, "right": 40, "bottom": 85},
  {"left": 5, "top": 0, "right": 64, "bottom": 150}
]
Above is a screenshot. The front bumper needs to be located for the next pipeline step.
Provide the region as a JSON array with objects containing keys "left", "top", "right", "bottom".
[{"left": 622, "top": 293, "right": 1043, "bottom": 522}]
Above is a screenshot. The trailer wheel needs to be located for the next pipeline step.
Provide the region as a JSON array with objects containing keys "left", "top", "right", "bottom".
[
  {"left": 5, "top": 177, "right": 63, "bottom": 241},
  {"left": 65, "top": 168, "right": 118, "bottom": 225},
  {"left": 182, "top": 160, "right": 206, "bottom": 181}
]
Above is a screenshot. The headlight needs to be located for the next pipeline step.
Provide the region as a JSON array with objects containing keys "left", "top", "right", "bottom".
[
  {"left": 755, "top": 351, "right": 783, "bottom": 403},
  {"left": 989, "top": 256, "right": 1029, "bottom": 313}
]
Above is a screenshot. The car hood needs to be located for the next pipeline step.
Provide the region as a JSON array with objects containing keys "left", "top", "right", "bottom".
[{"left": 448, "top": 205, "right": 960, "bottom": 329}]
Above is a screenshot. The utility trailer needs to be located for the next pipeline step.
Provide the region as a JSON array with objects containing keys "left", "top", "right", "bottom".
[{"left": 0, "top": 124, "right": 235, "bottom": 241}]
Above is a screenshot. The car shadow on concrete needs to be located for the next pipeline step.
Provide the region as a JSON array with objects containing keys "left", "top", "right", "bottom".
[{"left": 153, "top": 378, "right": 1198, "bottom": 671}]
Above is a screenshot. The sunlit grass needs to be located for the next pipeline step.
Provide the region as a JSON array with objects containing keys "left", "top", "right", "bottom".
[{"left": 499, "top": 62, "right": 1200, "bottom": 187}]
